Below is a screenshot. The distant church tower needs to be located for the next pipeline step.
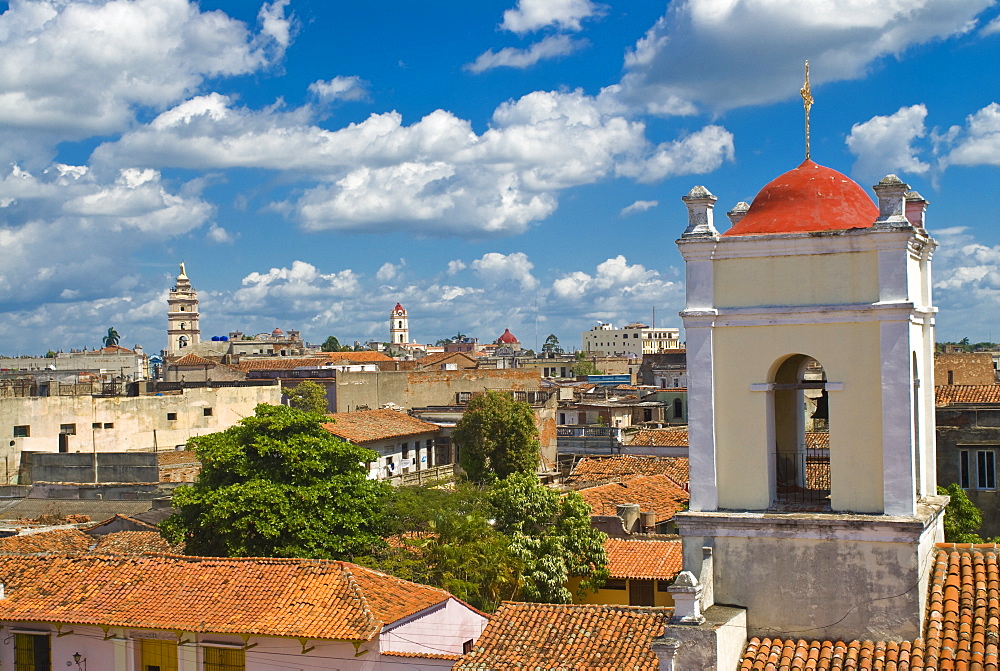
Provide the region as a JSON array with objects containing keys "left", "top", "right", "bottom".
[
  {"left": 390, "top": 303, "right": 409, "bottom": 345},
  {"left": 167, "top": 263, "right": 200, "bottom": 357}
]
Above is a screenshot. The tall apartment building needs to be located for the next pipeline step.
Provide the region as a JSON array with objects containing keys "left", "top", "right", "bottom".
[{"left": 582, "top": 322, "right": 680, "bottom": 357}]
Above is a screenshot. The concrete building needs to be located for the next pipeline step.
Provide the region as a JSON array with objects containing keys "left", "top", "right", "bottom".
[
  {"left": 166, "top": 263, "right": 200, "bottom": 357},
  {"left": 935, "top": 351, "right": 997, "bottom": 385},
  {"left": 665, "top": 159, "right": 945, "bottom": 667},
  {"left": 582, "top": 322, "right": 681, "bottom": 358},
  {"left": 322, "top": 408, "right": 447, "bottom": 481}
]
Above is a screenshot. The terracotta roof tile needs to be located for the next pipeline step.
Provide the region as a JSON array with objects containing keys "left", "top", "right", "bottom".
[
  {"left": 605, "top": 538, "right": 682, "bottom": 581},
  {"left": 171, "top": 353, "right": 219, "bottom": 366},
  {"left": 575, "top": 474, "right": 688, "bottom": 524},
  {"left": 236, "top": 357, "right": 336, "bottom": 371},
  {"left": 92, "top": 531, "right": 174, "bottom": 554},
  {"left": 323, "top": 409, "right": 440, "bottom": 444},
  {"left": 455, "top": 602, "right": 669, "bottom": 670},
  {"left": 739, "top": 545, "right": 1000, "bottom": 670},
  {"left": 157, "top": 450, "right": 199, "bottom": 466},
  {"left": 0, "top": 528, "right": 93, "bottom": 554},
  {"left": 936, "top": 384, "right": 1000, "bottom": 405},
  {"left": 416, "top": 352, "right": 477, "bottom": 369},
  {"left": 0, "top": 554, "right": 453, "bottom": 641},
  {"left": 629, "top": 428, "right": 689, "bottom": 447},
  {"left": 382, "top": 650, "right": 462, "bottom": 660},
  {"left": 320, "top": 351, "right": 393, "bottom": 363},
  {"left": 567, "top": 455, "right": 689, "bottom": 488}
]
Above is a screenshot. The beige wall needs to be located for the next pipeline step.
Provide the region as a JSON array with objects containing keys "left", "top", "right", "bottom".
[
  {"left": 713, "top": 321, "right": 885, "bottom": 513},
  {"left": 714, "top": 251, "right": 879, "bottom": 308},
  {"left": 334, "top": 369, "right": 542, "bottom": 412},
  {"left": 570, "top": 576, "right": 674, "bottom": 607}
]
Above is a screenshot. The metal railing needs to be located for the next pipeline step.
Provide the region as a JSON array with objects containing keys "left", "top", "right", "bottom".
[{"left": 774, "top": 450, "right": 830, "bottom": 504}]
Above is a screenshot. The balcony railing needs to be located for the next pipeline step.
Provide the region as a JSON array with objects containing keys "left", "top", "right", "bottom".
[{"left": 774, "top": 450, "right": 830, "bottom": 504}]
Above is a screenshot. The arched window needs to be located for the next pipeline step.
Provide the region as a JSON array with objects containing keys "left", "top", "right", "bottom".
[
  {"left": 179, "top": 322, "right": 186, "bottom": 330},
  {"left": 772, "top": 354, "right": 830, "bottom": 507},
  {"left": 178, "top": 335, "right": 188, "bottom": 348}
]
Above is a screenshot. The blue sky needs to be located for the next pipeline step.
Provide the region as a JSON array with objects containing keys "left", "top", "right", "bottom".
[{"left": 0, "top": 0, "right": 998, "bottom": 355}]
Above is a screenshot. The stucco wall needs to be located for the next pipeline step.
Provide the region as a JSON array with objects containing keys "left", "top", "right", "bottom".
[
  {"left": 937, "top": 406, "right": 1000, "bottom": 537},
  {"left": 380, "top": 598, "right": 487, "bottom": 657},
  {"left": 334, "top": 369, "right": 541, "bottom": 412},
  {"left": 934, "top": 352, "right": 996, "bottom": 386},
  {"left": 713, "top": 251, "right": 879, "bottom": 308},
  {"left": 0, "top": 385, "right": 280, "bottom": 482},
  {"left": 712, "top": 321, "right": 885, "bottom": 512}
]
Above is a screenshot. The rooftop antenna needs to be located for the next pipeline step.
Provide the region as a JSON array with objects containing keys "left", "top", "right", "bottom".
[{"left": 800, "top": 60, "right": 814, "bottom": 160}]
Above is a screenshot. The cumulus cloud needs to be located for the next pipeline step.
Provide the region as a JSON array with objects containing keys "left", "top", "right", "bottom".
[
  {"left": 206, "top": 223, "right": 235, "bottom": 243},
  {"left": 0, "top": 0, "right": 291, "bottom": 141},
  {"left": 551, "top": 256, "right": 682, "bottom": 320},
  {"left": 96, "top": 88, "right": 733, "bottom": 237},
  {"left": 617, "top": 0, "right": 993, "bottom": 114},
  {"left": 846, "top": 104, "right": 930, "bottom": 181},
  {"left": 943, "top": 102, "right": 1000, "bottom": 167},
  {"left": 308, "top": 76, "right": 369, "bottom": 103},
  {"left": 500, "top": 0, "right": 604, "bottom": 33},
  {"left": 471, "top": 252, "right": 539, "bottom": 292},
  {"left": 981, "top": 15, "right": 1000, "bottom": 35},
  {"left": 620, "top": 200, "right": 659, "bottom": 216},
  {"left": 929, "top": 227, "right": 1000, "bottom": 338},
  {"left": 376, "top": 261, "right": 402, "bottom": 283},
  {"left": 465, "top": 34, "right": 585, "bottom": 73},
  {"left": 447, "top": 260, "right": 467, "bottom": 275}
]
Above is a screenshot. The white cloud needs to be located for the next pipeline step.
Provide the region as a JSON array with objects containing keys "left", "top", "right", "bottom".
[
  {"left": 943, "top": 102, "right": 1000, "bottom": 167},
  {"left": 500, "top": 0, "right": 604, "bottom": 33},
  {"left": 97, "top": 88, "right": 730, "bottom": 237},
  {"left": 617, "top": 0, "right": 993, "bottom": 114},
  {"left": 465, "top": 34, "right": 585, "bottom": 73},
  {"left": 376, "top": 262, "right": 402, "bottom": 283},
  {"left": 471, "top": 252, "right": 539, "bottom": 292},
  {"left": 846, "top": 104, "right": 930, "bottom": 181},
  {"left": 447, "top": 260, "right": 467, "bottom": 275},
  {"left": 206, "top": 224, "right": 235, "bottom": 244},
  {"left": 620, "top": 200, "right": 659, "bottom": 216},
  {"left": 0, "top": 0, "right": 291, "bottom": 141},
  {"left": 981, "top": 15, "right": 1000, "bottom": 35},
  {"left": 308, "top": 76, "right": 369, "bottom": 103},
  {"left": 552, "top": 256, "right": 681, "bottom": 317},
  {"left": 929, "top": 227, "right": 1000, "bottom": 339}
]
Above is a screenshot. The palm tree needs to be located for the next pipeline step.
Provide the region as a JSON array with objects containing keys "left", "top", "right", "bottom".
[{"left": 102, "top": 327, "right": 121, "bottom": 348}]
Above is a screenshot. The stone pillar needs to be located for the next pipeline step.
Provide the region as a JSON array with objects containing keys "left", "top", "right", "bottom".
[
  {"left": 680, "top": 187, "right": 719, "bottom": 238},
  {"left": 726, "top": 202, "right": 749, "bottom": 229},
  {"left": 668, "top": 571, "right": 705, "bottom": 625}
]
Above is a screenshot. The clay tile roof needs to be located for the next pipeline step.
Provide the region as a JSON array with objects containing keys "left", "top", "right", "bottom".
[
  {"left": 724, "top": 159, "right": 878, "bottom": 237},
  {"left": 383, "top": 650, "right": 462, "bottom": 660},
  {"left": 320, "top": 351, "right": 393, "bottom": 363},
  {"left": 575, "top": 474, "right": 689, "bottom": 524},
  {"left": 739, "top": 544, "right": 1000, "bottom": 670},
  {"left": 936, "top": 384, "right": 1000, "bottom": 405},
  {"left": 172, "top": 353, "right": 218, "bottom": 366},
  {"left": 605, "top": 538, "right": 682, "bottom": 581},
  {"left": 236, "top": 357, "right": 333, "bottom": 371},
  {"left": 0, "top": 528, "right": 93, "bottom": 554},
  {"left": 455, "top": 602, "right": 670, "bottom": 670},
  {"left": 0, "top": 554, "right": 453, "bottom": 641},
  {"left": 567, "top": 455, "right": 689, "bottom": 487},
  {"left": 417, "top": 352, "right": 477, "bottom": 368},
  {"left": 630, "top": 427, "right": 689, "bottom": 447},
  {"left": 84, "top": 514, "right": 160, "bottom": 533},
  {"left": 157, "top": 450, "right": 199, "bottom": 467},
  {"left": 323, "top": 409, "right": 440, "bottom": 444},
  {"left": 91, "top": 531, "right": 174, "bottom": 554}
]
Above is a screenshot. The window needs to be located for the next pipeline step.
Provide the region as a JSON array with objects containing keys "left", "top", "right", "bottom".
[
  {"left": 203, "top": 408, "right": 213, "bottom": 417},
  {"left": 14, "top": 632, "right": 51, "bottom": 671},
  {"left": 92, "top": 422, "right": 102, "bottom": 429},
  {"left": 960, "top": 449, "right": 997, "bottom": 490},
  {"left": 103, "top": 423, "right": 114, "bottom": 429},
  {"left": 13, "top": 425, "right": 29, "bottom": 438},
  {"left": 203, "top": 646, "right": 245, "bottom": 671},
  {"left": 657, "top": 580, "right": 672, "bottom": 592},
  {"left": 603, "top": 579, "right": 627, "bottom": 590},
  {"left": 59, "top": 424, "right": 76, "bottom": 435},
  {"left": 167, "top": 413, "right": 178, "bottom": 421}
]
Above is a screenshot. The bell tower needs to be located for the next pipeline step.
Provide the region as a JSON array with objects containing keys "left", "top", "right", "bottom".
[
  {"left": 672, "top": 161, "right": 945, "bottom": 643},
  {"left": 167, "top": 262, "right": 200, "bottom": 357},
  {"left": 390, "top": 303, "right": 409, "bottom": 345}
]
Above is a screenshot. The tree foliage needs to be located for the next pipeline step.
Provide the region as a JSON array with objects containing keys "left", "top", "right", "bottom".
[
  {"left": 542, "top": 334, "right": 563, "bottom": 354},
  {"left": 285, "top": 380, "right": 329, "bottom": 414},
  {"left": 321, "top": 335, "right": 350, "bottom": 352},
  {"left": 453, "top": 391, "right": 540, "bottom": 484},
  {"left": 571, "top": 351, "right": 601, "bottom": 377},
  {"left": 488, "top": 473, "right": 608, "bottom": 603},
  {"left": 939, "top": 483, "right": 990, "bottom": 543},
  {"left": 162, "top": 404, "right": 390, "bottom": 559}
]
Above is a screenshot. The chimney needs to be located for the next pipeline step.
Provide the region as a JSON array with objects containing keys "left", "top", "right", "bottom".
[
  {"left": 904, "top": 190, "right": 929, "bottom": 232},
  {"left": 726, "top": 201, "right": 750, "bottom": 229},
  {"left": 872, "top": 175, "right": 911, "bottom": 229},
  {"left": 616, "top": 503, "right": 640, "bottom": 533},
  {"left": 680, "top": 186, "right": 719, "bottom": 238}
]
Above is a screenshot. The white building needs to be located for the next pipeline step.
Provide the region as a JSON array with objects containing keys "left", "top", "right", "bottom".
[{"left": 582, "top": 322, "right": 680, "bottom": 357}]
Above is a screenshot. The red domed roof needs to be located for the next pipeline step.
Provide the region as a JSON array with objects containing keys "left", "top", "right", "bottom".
[
  {"left": 497, "top": 328, "right": 519, "bottom": 344},
  {"left": 393, "top": 302, "right": 404, "bottom": 312},
  {"left": 723, "top": 160, "right": 878, "bottom": 237},
  {"left": 272, "top": 327, "right": 284, "bottom": 335}
]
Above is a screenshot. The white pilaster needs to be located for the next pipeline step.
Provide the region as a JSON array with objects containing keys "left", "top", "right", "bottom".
[
  {"left": 881, "top": 318, "right": 917, "bottom": 516},
  {"left": 681, "top": 316, "right": 718, "bottom": 511}
]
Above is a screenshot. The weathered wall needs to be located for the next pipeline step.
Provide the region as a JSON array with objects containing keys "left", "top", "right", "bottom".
[
  {"left": 0, "top": 385, "right": 281, "bottom": 483},
  {"left": 937, "top": 405, "right": 1000, "bottom": 536},
  {"left": 334, "top": 369, "right": 542, "bottom": 412},
  {"left": 935, "top": 353, "right": 996, "bottom": 386},
  {"left": 19, "top": 452, "right": 158, "bottom": 484}
]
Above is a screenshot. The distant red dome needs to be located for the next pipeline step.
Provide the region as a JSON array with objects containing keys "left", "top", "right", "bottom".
[
  {"left": 393, "top": 302, "right": 404, "bottom": 312},
  {"left": 272, "top": 327, "right": 284, "bottom": 335},
  {"left": 497, "top": 328, "right": 519, "bottom": 344},
  {"left": 724, "top": 160, "right": 878, "bottom": 237}
]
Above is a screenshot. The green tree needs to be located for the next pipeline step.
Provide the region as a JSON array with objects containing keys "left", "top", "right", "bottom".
[
  {"left": 285, "top": 380, "right": 329, "bottom": 414},
  {"left": 571, "top": 351, "right": 601, "bottom": 377},
  {"left": 453, "top": 391, "right": 540, "bottom": 484},
  {"left": 162, "top": 404, "right": 390, "bottom": 559},
  {"left": 488, "top": 473, "right": 608, "bottom": 603},
  {"left": 939, "top": 483, "right": 989, "bottom": 543},
  {"left": 102, "top": 327, "right": 121, "bottom": 348},
  {"left": 321, "top": 335, "right": 345, "bottom": 352},
  {"left": 542, "top": 334, "right": 563, "bottom": 354}
]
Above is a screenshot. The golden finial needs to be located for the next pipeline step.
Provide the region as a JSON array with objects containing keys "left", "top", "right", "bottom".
[{"left": 800, "top": 60, "right": 814, "bottom": 160}]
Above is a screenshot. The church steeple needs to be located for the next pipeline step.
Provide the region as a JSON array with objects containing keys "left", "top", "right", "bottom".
[
  {"left": 389, "top": 303, "right": 409, "bottom": 345},
  {"left": 167, "top": 263, "right": 200, "bottom": 357}
]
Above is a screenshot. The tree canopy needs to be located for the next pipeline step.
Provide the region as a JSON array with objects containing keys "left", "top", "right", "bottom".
[
  {"left": 285, "top": 380, "right": 328, "bottom": 414},
  {"left": 162, "top": 404, "right": 389, "bottom": 559},
  {"left": 571, "top": 351, "right": 601, "bottom": 377},
  {"left": 452, "top": 391, "right": 540, "bottom": 484},
  {"left": 542, "top": 334, "right": 563, "bottom": 354},
  {"left": 321, "top": 335, "right": 348, "bottom": 352},
  {"left": 939, "top": 483, "right": 993, "bottom": 543}
]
